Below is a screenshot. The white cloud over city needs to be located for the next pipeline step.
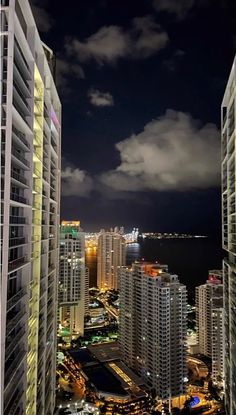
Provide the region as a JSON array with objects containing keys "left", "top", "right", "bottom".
[
  {"left": 61, "top": 166, "right": 93, "bottom": 197},
  {"left": 88, "top": 89, "right": 114, "bottom": 107},
  {"left": 100, "top": 110, "right": 220, "bottom": 192},
  {"left": 65, "top": 15, "right": 169, "bottom": 64},
  {"left": 62, "top": 110, "right": 220, "bottom": 198}
]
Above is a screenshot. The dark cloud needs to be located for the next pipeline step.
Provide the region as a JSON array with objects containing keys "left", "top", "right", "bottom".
[
  {"left": 65, "top": 15, "right": 168, "bottom": 64},
  {"left": 56, "top": 58, "right": 85, "bottom": 95},
  {"left": 153, "top": 0, "right": 194, "bottom": 19},
  {"left": 61, "top": 165, "right": 93, "bottom": 197},
  {"left": 88, "top": 89, "right": 114, "bottom": 107},
  {"left": 100, "top": 110, "right": 220, "bottom": 192}
]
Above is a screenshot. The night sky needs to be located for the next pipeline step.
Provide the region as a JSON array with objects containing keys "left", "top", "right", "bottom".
[{"left": 31, "top": 0, "right": 236, "bottom": 234}]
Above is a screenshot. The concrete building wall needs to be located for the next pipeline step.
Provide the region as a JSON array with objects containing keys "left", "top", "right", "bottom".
[
  {"left": 0, "top": 1, "right": 61, "bottom": 414},
  {"left": 221, "top": 56, "right": 236, "bottom": 415}
]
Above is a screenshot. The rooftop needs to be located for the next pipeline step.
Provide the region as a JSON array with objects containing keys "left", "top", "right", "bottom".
[{"left": 88, "top": 342, "right": 120, "bottom": 363}]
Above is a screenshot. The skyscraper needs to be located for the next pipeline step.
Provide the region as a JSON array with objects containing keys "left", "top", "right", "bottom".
[
  {"left": 0, "top": 1, "right": 61, "bottom": 414},
  {"left": 222, "top": 56, "right": 236, "bottom": 414},
  {"left": 97, "top": 229, "right": 126, "bottom": 290},
  {"left": 119, "top": 262, "right": 188, "bottom": 400},
  {"left": 59, "top": 221, "right": 89, "bottom": 337},
  {"left": 195, "top": 271, "right": 224, "bottom": 387}
]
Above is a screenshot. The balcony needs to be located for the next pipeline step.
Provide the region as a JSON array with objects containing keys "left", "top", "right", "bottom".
[
  {"left": 6, "top": 308, "right": 26, "bottom": 335},
  {"left": 5, "top": 327, "right": 25, "bottom": 357},
  {"left": 7, "top": 287, "right": 27, "bottom": 311},
  {"left": 49, "top": 242, "right": 55, "bottom": 252},
  {"left": 14, "top": 38, "right": 31, "bottom": 80},
  {"left": 13, "top": 82, "right": 31, "bottom": 115},
  {"left": 4, "top": 383, "right": 25, "bottom": 415},
  {"left": 48, "top": 264, "right": 55, "bottom": 274},
  {"left": 8, "top": 256, "right": 27, "bottom": 271},
  {"left": 9, "top": 236, "right": 26, "bottom": 248},
  {"left": 5, "top": 349, "right": 26, "bottom": 385},
  {"left": 10, "top": 193, "right": 28, "bottom": 205},
  {"left": 11, "top": 170, "right": 28, "bottom": 187},
  {"left": 13, "top": 64, "right": 30, "bottom": 98},
  {"left": 12, "top": 148, "right": 30, "bottom": 168},
  {"left": 12, "top": 126, "right": 30, "bottom": 150},
  {"left": 50, "top": 191, "right": 56, "bottom": 201},
  {"left": 9, "top": 215, "right": 26, "bottom": 225}
]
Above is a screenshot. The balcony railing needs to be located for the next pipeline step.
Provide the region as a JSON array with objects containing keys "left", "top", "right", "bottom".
[
  {"left": 14, "top": 38, "right": 30, "bottom": 73},
  {"left": 12, "top": 148, "right": 30, "bottom": 168},
  {"left": 11, "top": 170, "right": 28, "bottom": 186},
  {"left": 9, "top": 236, "right": 26, "bottom": 247},
  {"left": 4, "top": 349, "right": 26, "bottom": 385},
  {"left": 5, "top": 327, "right": 25, "bottom": 358},
  {"left": 48, "top": 264, "right": 55, "bottom": 273},
  {"left": 12, "top": 125, "right": 30, "bottom": 149},
  {"left": 8, "top": 256, "right": 27, "bottom": 271},
  {"left": 9, "top": 215, "right": 26, "bottom": 224},
  {"left": 7, "top": 287, "right": 27, "bottom": 310},
  {"left": 6, "top": 307, "right": 25, "bottom": 334},
  {"left": 10, "top": 193, "right": 28, "bottom": 204},
  {"left": 49, "top": 242, "right": 55, "bottom": 251},
  {"left": 13, "top": 80, "right": 31, "bottom": 111}
]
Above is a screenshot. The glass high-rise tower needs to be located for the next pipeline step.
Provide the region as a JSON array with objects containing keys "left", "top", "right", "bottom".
[
  {"left": 222, "top": 56, "right": 236, "bottom": 415},
  {"left": 0, "top": 0, "right": 61, "bottom": 414}
]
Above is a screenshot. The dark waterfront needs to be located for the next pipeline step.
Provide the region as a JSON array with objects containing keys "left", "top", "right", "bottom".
[{"left": 86, "top": 237, "right": 223, "bottom": 302}]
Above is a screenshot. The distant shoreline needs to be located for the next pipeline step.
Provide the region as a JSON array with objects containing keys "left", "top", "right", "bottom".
[{"left": 140, "top": 234, "right": 207, "bottom": 240}]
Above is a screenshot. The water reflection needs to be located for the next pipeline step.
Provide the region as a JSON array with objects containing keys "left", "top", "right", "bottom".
[{"left": 126, "top": 243, "right": 140, "bottom": 265}]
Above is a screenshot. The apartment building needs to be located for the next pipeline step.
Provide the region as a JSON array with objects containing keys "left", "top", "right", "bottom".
[
  {"left": 97, "top": 229, "right": 126, "bottom": 290},
  {"left": 0, "top": 0, "right": 61, "bottom": 414},
  {"left": 119, "top": 262, "right": 188, "bottom": 400},
  {"left": 222, "top": 55, "right": 236, "bottom": 414},
  {"left": 195, "top": 271, "right": 224, "bottom": 387},
  {"left": 59, "top": 221, "right": 89, "bottom": 338}
]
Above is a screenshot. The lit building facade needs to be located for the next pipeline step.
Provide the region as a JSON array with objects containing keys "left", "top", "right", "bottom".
[
  {"left": 59, "top": 221, "right": 89, "bottom": 337},
  {"left": 119, "top": 263, "right": 188, "bottom": 400},
  {"left": 222, "top": 55, "right": 236, "bottom": 414},
  {"left": 97, "top": 230, "right": 126, "bottom": 290},
  {"left": 195, "top": 271, "right": 224, "bottom": 387},
  {"left": 0, "top": 1, "right": 61, "bottom": 414}
]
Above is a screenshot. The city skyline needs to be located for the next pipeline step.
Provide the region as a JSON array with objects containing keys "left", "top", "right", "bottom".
[
  {"left": 32, "top": 0, "right": 236, "bottom": 234},
  {"left": 1, "top": 0, "right": 235, "bottom": 414}
]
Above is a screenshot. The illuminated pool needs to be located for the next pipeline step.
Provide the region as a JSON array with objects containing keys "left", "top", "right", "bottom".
[{"left": 190, "top": 396, "right": 200, "bottom": 407}]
